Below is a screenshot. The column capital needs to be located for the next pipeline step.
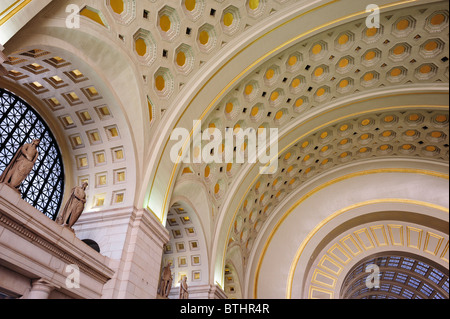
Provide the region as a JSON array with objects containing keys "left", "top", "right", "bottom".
[
  {"left": 32, "top": 278, "right": 59, "bottom": 288},
  {"left": 27, "top": 279, "right": 59, "bottom": 299}
]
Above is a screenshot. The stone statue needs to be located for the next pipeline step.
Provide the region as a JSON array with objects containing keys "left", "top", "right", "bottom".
[
  {"left": 179, "top": 276, "right": 189, "bottom": 299},
  {"left": 168, "top": 275, "right": 173, "bottom": 296},
  {"left": 0, "top": 139, "right": 40, "bottom": 193},
  {"left": 159, "top": 262, "right": 173, "bottom": 297},
  {"left": 56, "top": 182, "right": 88, "bottom": 230}
]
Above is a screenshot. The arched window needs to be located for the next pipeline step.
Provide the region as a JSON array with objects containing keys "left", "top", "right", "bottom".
[
  {"left": 341, "top": 253, "right": 449, "bottom": 299},
  {"left": 82, "top": 239, "right": 101, "bottom": 253},
  {"left": 0, "top": 88, "right": 64, "bottom": 220}
]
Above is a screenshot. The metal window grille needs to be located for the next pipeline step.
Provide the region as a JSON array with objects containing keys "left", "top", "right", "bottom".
[{"left": 0, "top": 88, "right": 64, "bottom": 220}]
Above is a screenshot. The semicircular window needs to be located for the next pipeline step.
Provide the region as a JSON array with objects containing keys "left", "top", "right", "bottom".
[
  {"left": 341, "top": 254, "right": 449, "bottom": 299},
  {"left": 0, "top": 88, "right": 64, "bottom": 220}
]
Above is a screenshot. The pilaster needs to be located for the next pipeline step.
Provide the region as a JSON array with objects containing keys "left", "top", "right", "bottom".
[{"left": 107, "top": 208, "right": 170, "bottom": 299}]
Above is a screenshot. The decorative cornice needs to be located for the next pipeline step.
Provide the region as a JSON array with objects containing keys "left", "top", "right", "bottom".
[
  {"left": 0, "top": 211, "right": 113, "bottom": 283},
  {"left": 0, "top": 185, "right": 115, "bottom": 285},
  {"left": 75, "top": 205, "right": 135, "bottom": 226}
]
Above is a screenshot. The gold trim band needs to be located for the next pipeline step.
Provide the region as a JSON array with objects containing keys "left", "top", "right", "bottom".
[
  {"left": 286, "top": 198, "right": 449, "bottom": 299},
  {"left": 0, "top": 0, "right": 32, "bottom": 27},
  {"left": 231, "top": 103, "right": 447, "bottom": 295},
  {"left": 252, "top": 169, "right": 448, "bottom": 298},
  {"left": 154, "top": 0, "right": 340, "bottom": 222},
  {"left": 242, "top": 103, "right": 448, "bottom": 292},
  {"left": 149, "top": 0, "right": 422, "bottom": 222}
]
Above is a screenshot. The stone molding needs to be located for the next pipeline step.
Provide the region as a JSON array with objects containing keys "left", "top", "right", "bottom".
[
  {"left": 74, "top": 205, "right": 170, "bottom": 246},
  {"left": 0, "top": 183, "right": 115, "bottom": 298}
]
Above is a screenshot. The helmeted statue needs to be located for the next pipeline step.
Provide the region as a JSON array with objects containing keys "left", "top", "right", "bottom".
[
  {"left": 56, "top": 182, "right": 88, "bottom": 230},
  {"left": 179, "top": 276, "right": 189, "bottom": 299},
  {"left": 0, "top": 139, "right": 40, "bottom": 193},
  {"left": 159, "top": 262, "right": 173, "bottom": 297}
]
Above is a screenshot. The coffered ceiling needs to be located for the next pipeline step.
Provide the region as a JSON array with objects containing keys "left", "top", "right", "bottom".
[{"left": 0, "top": 0, "right": 448, "bottom": 299}]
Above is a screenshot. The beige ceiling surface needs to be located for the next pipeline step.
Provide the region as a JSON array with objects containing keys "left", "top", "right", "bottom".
[{"left": 0, "top": 0, "right": 448, "bottom": 299}]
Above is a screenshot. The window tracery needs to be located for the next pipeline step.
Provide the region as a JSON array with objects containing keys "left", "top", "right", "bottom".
[{"left": 0, "top": 88, "right": 64, "bottom": 220}]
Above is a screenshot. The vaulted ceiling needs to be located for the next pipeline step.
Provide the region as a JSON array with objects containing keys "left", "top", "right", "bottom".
[{"left": 0, "top": 0, "right": 448, "bottom": 299}]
